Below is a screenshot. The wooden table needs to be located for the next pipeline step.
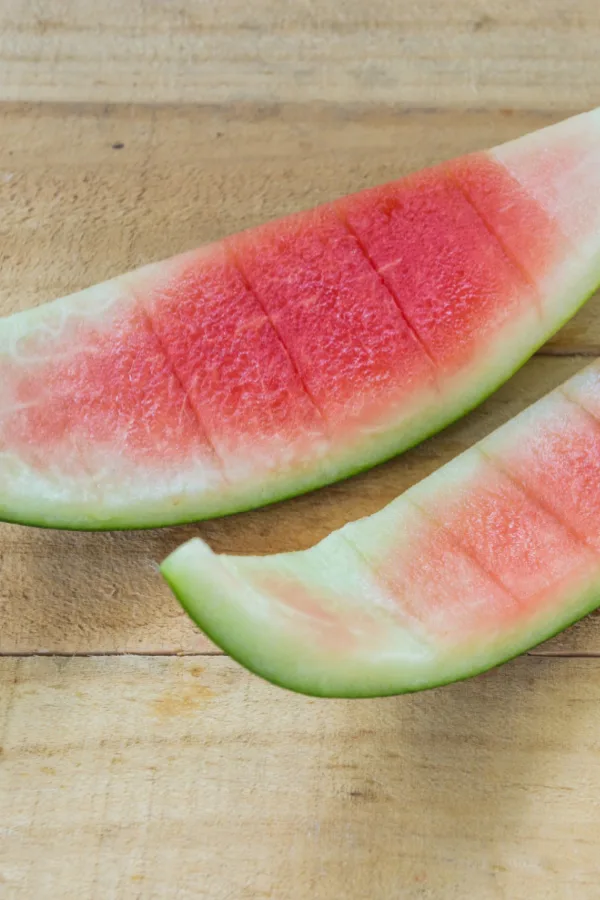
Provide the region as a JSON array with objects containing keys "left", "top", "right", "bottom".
[{"left": 1, "top": 2, "right": 600, "bottom": 896}]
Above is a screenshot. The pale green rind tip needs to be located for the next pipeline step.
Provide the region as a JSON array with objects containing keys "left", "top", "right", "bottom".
[{"left": 161, "top": 539, "right": 600, "bottom": 698}]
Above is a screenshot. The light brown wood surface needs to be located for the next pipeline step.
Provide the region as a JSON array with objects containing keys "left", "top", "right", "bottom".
[
  {"left": 1, "top": 0, "right": 600, "bottom": 109},
  {"left": 3, "top": 1, "right": 600, "bottom": 897},
  {"left": 3, "top": 655, "right": 600, "bottom": 899},
  {"left": 1, "top": 102, "right": 600, "bottom": 656}
]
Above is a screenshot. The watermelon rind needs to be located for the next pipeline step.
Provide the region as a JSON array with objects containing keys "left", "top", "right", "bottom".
[
  {"left": 161, "top": 534, "right": 600, "bottom": 699},
  {"left": 3, "top": 109, "right": 600, "bottom": 529},
  {"left": 1, "top": 268, "right": 598, "bottom": 531},
  {"left": 161, "top": 363, "right": 600, "bottom": 698}
]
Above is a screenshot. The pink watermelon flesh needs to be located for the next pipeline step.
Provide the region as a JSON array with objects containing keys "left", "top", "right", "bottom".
[
  {"left": 145, "top": 246, "right": 327, "bottom": 479},
  {"left": 446, "top": 153, "right": 566, "bottom": 287},
  {"left": 2, "top": 109, "right": 600, "bottom": 527},
  {"left": 162, "top": 360, "right": 600, "bottom": 698},
  {"left": 337, "top": 161, "right": 541, "bottom": 373},
  {"left": 228, "top": 207, "right": 437, "bottom": 436},
  {"left": 482, "top": 391, "right": 600, "bottom": 551}
]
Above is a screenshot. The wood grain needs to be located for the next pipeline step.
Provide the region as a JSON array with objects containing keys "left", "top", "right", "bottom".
[
  {"left": 0, "top": 103, "right": 568, "bottom": 313},
  {"left": 1, "top": 1, "right": 600, "bottom": 108},
  {"left": 3, "top": 2, "right": 600, "bottom": 896},
  {"left": 0, "top": 14, "right": 598, "bottom": 646},
  {"left": 1, "top": 102, "right": 598, "bottom": 345},
  {"left": 0, "top": 101, "right": 598, "bottom": 655},
  {"left": 2, "top": 654, "right": 600, "bottom": 899}
]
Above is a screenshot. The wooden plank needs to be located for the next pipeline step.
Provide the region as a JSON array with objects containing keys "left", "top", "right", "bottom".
[
  {"left": 1, "top": 354, "right": 598, "bottom": 655},
  {"left": 1, "top": 102, "right": 598, "bottom": 349},
  {"left": 1, "top": 1, "right": 600, "bottom": 108},
  {"left": 0, "top": 101, "right": 598, "bottom": 655},
  {"left": 0, "top": 102, "right": 564, "bottom": 311},
  {"left": 1, "top": 654, "right": 600, "bottom": 898}
]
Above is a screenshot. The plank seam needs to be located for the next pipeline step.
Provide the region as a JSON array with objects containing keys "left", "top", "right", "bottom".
[
  {"left": 537, "top": 347, "right": 600, "bottom": 358},
  {"left": 0, "top": 99, "right": 581, "bottom": 116},
  {"left": 528, "top": 650, "right": 600, "bottom": 658},
  {"left": 1, "top": 650, "right": 599, "bottom": 659},
  {"left": 0, "top": 651, "right": 226, "bottom": 658}
]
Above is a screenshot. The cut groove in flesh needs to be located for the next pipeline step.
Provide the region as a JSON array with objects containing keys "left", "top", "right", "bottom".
[{"left": 162, "top": 357, "right": 600, "bottom": 697}]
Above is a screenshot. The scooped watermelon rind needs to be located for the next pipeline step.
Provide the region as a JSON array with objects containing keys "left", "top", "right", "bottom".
[
  {"left": 2, "top": 263, "right": 599, "bottom": 532},
  {"left": 161, "top": 535, "right": 600, "bottom": 698},
  {"left": 161, "top": 360, "right": 600, "bottom": 698},
  {"left": 4, "top": 107, "right": 600, "bottom": 530}
]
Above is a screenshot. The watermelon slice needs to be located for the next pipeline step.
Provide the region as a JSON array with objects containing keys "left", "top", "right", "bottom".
[
  {"left": 3, "top": 109, "right": 600, "bottom": 528},
  {"left": 162, "top": 359, "right": 600, "bottom": 698}
]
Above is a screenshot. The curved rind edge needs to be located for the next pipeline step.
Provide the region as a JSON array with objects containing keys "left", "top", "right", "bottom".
[
  {"left": 2, "top": 267, "right": 598, "bottom": 531},
  {"left": 160, "top": 540, "right": 600, "bottom": 698}
]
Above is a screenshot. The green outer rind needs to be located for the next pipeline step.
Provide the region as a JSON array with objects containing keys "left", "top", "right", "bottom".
[
  {"left": 160, "top": 545, "right": 600, "bottom": 699},
  {"left": 160, "top": 551, "right": 600, "bottom": 700},
  {"left": 2, "top": 272, "right": 598, "bottom": 532},
  {"left": 0, "top": 357, "right": 557, "bottom": 531},
  {"left": 0, "top": 370, "right": 517, "bottom": 531}
]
